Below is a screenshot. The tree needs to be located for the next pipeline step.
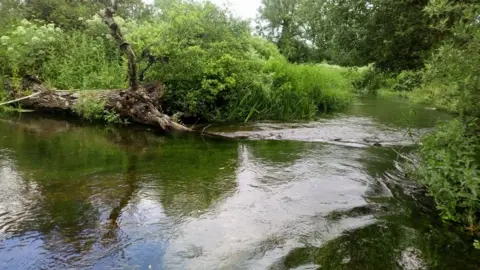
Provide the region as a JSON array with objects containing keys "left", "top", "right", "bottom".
[
  {"left": 299, "top": 0, "right": 437, "bottom": 71},
  {"left": 257, "top": 0, "right": 315, "bottom": 62}
]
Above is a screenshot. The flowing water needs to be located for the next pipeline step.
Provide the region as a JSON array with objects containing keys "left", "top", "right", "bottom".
[{"left": 0, "top": 96, "right": 479, "bottom": 269}]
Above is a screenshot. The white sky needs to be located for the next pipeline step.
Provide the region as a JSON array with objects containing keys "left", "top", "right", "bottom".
[{"left": 143, "top": 0, "right": 261, "bottom": 20}]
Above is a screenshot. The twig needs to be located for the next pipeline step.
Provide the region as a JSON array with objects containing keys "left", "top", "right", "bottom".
[
  {"left": 201, "top": 124, "right": 212, "bottom": 136},
  {"left": 0, "top": 92, "right": 41, "bottom": 106}
]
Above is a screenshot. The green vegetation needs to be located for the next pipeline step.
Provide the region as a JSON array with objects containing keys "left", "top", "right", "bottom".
[
  {"left": 0, "top": 0, "right": 479, "bottom": 250},
  {"left": 0, "top": 0, "right": 355, "bottom": 122},
  {"left": 412, "top": 119, "right": 480, "bottom": 232}
]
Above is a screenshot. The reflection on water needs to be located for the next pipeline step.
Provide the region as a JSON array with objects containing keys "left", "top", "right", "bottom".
[{"left": 0, "top": 98, "right": 478, "bottom": 269}]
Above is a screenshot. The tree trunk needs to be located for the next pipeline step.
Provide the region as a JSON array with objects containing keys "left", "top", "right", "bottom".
[{"left": 13, "top": 77, "right": 190, "bottom": 132}]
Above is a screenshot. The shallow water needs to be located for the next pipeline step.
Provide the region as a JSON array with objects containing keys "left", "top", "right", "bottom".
[{"left": 0, "top": 96, "right": 478, "bottom": 269}]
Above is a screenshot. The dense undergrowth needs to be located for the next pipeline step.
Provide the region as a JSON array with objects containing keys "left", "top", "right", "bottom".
[
  {"left": 0, "top": 1, "right": 355, "bottom": 123},
  {"left": 409, "top": 119, "right": 480, "bottom": 234}
]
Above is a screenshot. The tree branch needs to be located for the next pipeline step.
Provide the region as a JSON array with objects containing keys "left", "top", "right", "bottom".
[
  {"left": 0, "top": 92, "right": 41, "bottom": 106},
  {"left": 102, "top": 1, "right": 139, "bottom": 91}
]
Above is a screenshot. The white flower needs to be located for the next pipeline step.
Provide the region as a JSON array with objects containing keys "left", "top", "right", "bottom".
[
  {"left": 114, "top": 16, "right": 125, "bottom": 25},
  {"left": 21, "top": 19, "right": 31, "bottom": 26},
  {"left": 7, "top": 47, "right": 13, "bottom": 52},
  {"left": 16, "top": 26, "right": 26, "bottom": 35},
  {"left": 31, "top": 36, "right": 40, "bottom": 43},
  {"left": 0, "top": 36, "right": 9, "bottom": 42}
]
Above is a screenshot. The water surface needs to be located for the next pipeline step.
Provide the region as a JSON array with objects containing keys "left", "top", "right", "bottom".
[{"left": 0, "top": 96, "right": 478, "bottom": 269}]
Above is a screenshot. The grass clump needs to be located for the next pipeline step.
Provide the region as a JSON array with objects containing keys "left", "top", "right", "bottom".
[
  {"left": 73, "top": 94, "right": 106, "bottom": 121},
  {"left": 73, "top": 93, "right": 125, "bottom": 124},
  {"left": 229, "top": 58, "right": 354, "bottom": 122}
]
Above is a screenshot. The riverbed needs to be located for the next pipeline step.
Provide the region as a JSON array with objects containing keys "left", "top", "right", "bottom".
[{"left": 0, "top": 96, "right": 479, "bottom": 269}]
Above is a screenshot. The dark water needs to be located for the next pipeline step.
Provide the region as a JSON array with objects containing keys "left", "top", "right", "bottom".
[{"left": 0, "top": 96, "right": 478, "bottom": 269}]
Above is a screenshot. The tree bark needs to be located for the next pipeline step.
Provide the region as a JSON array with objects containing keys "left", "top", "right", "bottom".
[
  {"left": 13, "top": 77, "right": 190, "bottom": 132},
  {"left": 102, "top": 2, "right": 139, "bottom": 91}
]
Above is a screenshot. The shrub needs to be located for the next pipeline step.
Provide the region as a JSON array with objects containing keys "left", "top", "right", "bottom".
[
  {"left": 392, "top": 70, "right": 423, "bottom": 92},
  {"left": 411, "top": 2, "right": 480, "bottom": 115},
  {"left": 412, "top": 118, "right": 480, "bottom": 233},
  {"left": 0, "top": 20, "right": 62, "bottom": 79},
  {"left": 351, "top": 65, "right": 394, "bottom": 94},
  {"left": 126, "top": 1, "right": 353, "bottom": 122},
  {"left": 73, "top": 94, "right": 106, "bottom": 121}
]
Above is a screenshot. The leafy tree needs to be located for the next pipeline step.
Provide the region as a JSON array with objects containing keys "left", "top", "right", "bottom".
[
  {"left": 256, "top": 0, "right": 316, "bottom": 62},
  {"left": 299, "top": 0, "right": 437, "bottom": 71},
  {"left": 413, "top": 0, "right": 480, "bottom": 116}
]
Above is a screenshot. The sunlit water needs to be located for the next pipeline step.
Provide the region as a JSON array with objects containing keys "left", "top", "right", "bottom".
[{"left": 0, "top": 96, "right": 479, "bottom": 269}]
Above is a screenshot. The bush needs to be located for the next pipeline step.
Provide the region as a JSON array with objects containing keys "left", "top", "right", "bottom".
[
  {"left": 0, "top": 20, "right": 62, "bottom": 79},
  {"left": 412, "top": 118, "right": 480, "bottom": 233},
  {"left": 411, "top": 2, "right": 480, "bottom": 115},
  {"left": 351, "top": 65, "right": 394, "bottom": 94},
  {"left": 410, "top": 41, "right": 480, "bottom": 115},
  {"left": 392, "top": 70, "right": 423, "bottom": 92}
]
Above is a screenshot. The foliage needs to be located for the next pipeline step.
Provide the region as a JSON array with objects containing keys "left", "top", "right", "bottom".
[
  {"left": 22, "top": 0, "right": 153, "bottom": 30},
  {"left": 257, "top": 0, "right": 438, "bottom": 71},
  {"left": 0, "top": 19, "right": 126, "bottom": 90},
  {"left": 0, "top": 20, "right": 62, "bottom": 79},
  {"left": 406, "top": 1, "right": 480, "bottom": 248},
  {"left": 411, "top": 1, "right": 480, "bottom": 116},
  {"left": 228, "top": 58, "right": 354, "bottom": 121},
  {"left": 411, "top": 119, "right": 480, "bottom": 234},
  {"left": 0, "top": 0, "right": 354, "bottom": 123},
  {"left": 73, "top": 95, "right": 106, "bottom": 122},
  {"left": 42, "top": 31, "right": 127, "bottom": 89},
  {"left": 73, "top": 93, "right": 125, "bottom": 124},
  {"left": 392, "top": 70, "right": 423, "bottom": 92},
  {"left": 351, "top": 65, "right": 395, "bottom": 94},
  {"left": 256, "top": 0, "right": 317, "bottom": 62},
  {"left": 126, "top": 1, "right": 353, "bottom": 121}
]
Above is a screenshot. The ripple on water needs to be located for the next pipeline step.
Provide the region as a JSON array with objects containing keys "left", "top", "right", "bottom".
[
  {"left": 210, "top": 116, "right": 424, "bottom": 147},
  {"left": 0, "top": 105, "right": 476, "bottom": 269}
]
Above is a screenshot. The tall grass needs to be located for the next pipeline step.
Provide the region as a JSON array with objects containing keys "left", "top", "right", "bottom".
[
  {"left": 42, "top": 32, "right": 127, "bottom": 90},
  {"left": 228, "top": 58, "right": 354, "bottom": 122}
]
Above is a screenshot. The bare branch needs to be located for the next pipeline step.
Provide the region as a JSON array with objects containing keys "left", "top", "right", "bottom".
[
  {"left": 102, "top": 2, "right": 139, "bottom": 91},
  {"left": 0, "top": 92, "right": 42, "bottom": 106}
]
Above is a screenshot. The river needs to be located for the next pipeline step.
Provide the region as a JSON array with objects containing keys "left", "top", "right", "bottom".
[{"left": 0, "top": 96, "right": 479, "bottom": 269}]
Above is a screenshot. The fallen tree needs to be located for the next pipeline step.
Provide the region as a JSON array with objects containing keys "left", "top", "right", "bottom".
[{"left": 3, "top": 1, "right": 191, "bottom": 132}]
